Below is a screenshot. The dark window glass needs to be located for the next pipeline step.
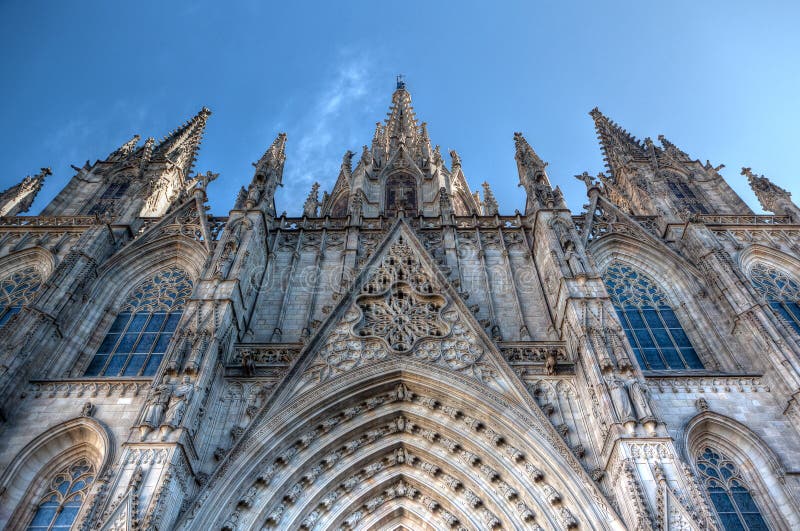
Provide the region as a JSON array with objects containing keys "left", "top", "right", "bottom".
[
  {"left": 0, "top": 267, "right": 43, "bottom": 330},
  {"left": 604, "top": 262, "right": 703, "bottom": 370},
  {"left": 84, "top": 267, "right": 192, "bottom": 377},
  {"left": 26, "top": 459, "right": 94, "bottom": 531},
  {"left": 697, "top": 448, "right": 769, "bottom": 531}
]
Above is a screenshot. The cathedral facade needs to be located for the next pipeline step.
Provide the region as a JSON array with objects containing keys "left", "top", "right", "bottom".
[{"left": 0, "top": 81, "right": 799, "bottom": 530}]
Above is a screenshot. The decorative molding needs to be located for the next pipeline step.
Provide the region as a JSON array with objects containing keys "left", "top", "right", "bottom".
[
  {"left": 28, "top": 378, "right": 151, "bottom": 399},
  {"left": 645, "top": 374, "right": 768, "bottom": 393}
]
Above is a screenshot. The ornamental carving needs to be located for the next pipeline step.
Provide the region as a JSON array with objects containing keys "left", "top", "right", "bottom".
[
  {"left": 304, "top": 235, "right": 497, "bottom": 385},
  {"left": 355, "top": 283, "right": 447, "bottom": 352}
]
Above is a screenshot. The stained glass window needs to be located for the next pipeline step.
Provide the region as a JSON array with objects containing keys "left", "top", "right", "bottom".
[
  {"left": 750, "top": 262, "right": 800, "bottom": 335},
  {"left": 603, "top": 261, "right": 703, "bottom": 370},
  {"left": 696, "top": 447, "right": 769, "bottom": 530},
  {"left": 84, "top": 267, "right": 192, "bottom": 377},
  {"left": 667, "top": 179, "right": 709, "bottom": 214},
  {"left": 26, "top": 458, "right": 95, "bottom": 531},
  {"left": 0, "top": 266, "right": 43, "bottom": 328}
]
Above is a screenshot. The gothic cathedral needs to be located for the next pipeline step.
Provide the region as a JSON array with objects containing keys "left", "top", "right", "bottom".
[{"left": 0, "top": 81, "right": 799, "bottom": 531}]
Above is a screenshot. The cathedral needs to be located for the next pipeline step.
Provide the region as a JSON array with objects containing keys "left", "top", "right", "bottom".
[{"left": 1, "top": 80, "right": 799, "bottom": 531}]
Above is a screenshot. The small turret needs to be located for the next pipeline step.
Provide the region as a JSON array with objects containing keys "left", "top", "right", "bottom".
[
  {"left": 0, "top": 167, "right": 50, "bottom": 216},
  {"left": 589, "top": 107, "right": 648, "bottom": 176},
  {"left": 514, "top": 132, "right": 555, "bottom": 215},
  {"left": 154, "top": 107, "right": 211, "bottom": 179},
  {"left": 108, "top": 135, "right": 141, "bottom": 161},
  {"left": 303, "top": 182, "right": 321, "bottom": 218},
  {"left": 482, "top": 181, "right": 498, "bottom": 215},
  {"left": 245, "top": 133, "right": 287, "bottom": 215},
  {"left": 744, "top": 167, "right": 800, "bottom": 220}
]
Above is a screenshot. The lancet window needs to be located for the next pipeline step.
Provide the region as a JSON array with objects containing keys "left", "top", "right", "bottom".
[
  {"left": 25, "top": 458, "right": 95, "bottom": 531},
  {"left": 603, "top": 261, "right": 703, "bottom": 370},
  {"left": 0, "top": 266, "right": 43, "bottom": 328},
  {"left": 750, "top": 262, "right": 800, "bottom": 334},
  {"left": 84, "top": 267, "right": 192, "bottom": 377},
  {"left": 696, "top": 447, "right": 769, "bottom": 530},
  {"left": 667, "top": 179, "right": 709, "bottom": 214}
]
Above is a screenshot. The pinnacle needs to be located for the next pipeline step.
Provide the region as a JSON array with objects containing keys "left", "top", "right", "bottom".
[
  {"left": 154, "top": 107, "right": 212, "bottom": 176},
  {"left": 253, "top": 133, "right": 288, "bottom": 177},
  {"left": 513, "top": 132, "right": 545, "bottom": 168},
  {"left": 589, "top": 108, "right": 647, "bottom": 171}
]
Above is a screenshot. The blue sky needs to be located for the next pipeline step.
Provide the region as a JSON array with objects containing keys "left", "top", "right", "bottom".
[{"left": 1, "top": 1, "right": 798, "bottom": 216}]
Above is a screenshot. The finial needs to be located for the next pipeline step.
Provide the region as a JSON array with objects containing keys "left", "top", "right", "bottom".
[
  {"left": 195, "top": 170, "right": 219, "bottom": 191},
  {"left": 575, "top": 171, "right": 598, "bottom": 191},
  {"left": 482, "top": 181, "right": 498, "bottom": 215},
  {"left": 303, "top": 182, "right": 321, "bottom": 217},
  {"left": 396, "top": 74, "right": 406, "bottom": 90},
  {"left": 449, "top": 149, "right": 462, "bottom": 169}
]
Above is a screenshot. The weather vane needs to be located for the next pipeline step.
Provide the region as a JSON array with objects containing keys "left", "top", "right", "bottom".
[{"left": 396, "top": 74, "right": 406, "bottom": 90}]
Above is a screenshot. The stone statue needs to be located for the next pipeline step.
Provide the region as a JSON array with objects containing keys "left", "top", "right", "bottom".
[
  {"left": 607, "top": 376, "right": 635, "bottom": 423},
  {"left": 628, "top": 379, "right": 655, "bottom": 423},
  {"left": 164, "top": 376, "right": 194, "bottom": 427},
  {"left": 143, "top": 377, "right": 173, "bottom": 427}
]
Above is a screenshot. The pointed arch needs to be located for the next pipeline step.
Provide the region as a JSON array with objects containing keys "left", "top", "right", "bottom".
[
  {"left": 83, "top": 265, "right": 193, "bottom": 377},
  {"left": 178, "top": 362, "right": 622, "bottom": 530},
  {"left": 0, "top": 417, "right": 113, "bottom": 529},
  {"left": 591, "top": 233, "right": 736, "bottom": 371},
  {"left": 0, "top": 247, "right": 55, "bottom": 329},
  {"left": 602, "top": 259, "right": 703, "bottom": 370},
  {"left": 51, "top": 236, "right": 205, "bottom": 378},
  {"left": 683, "top": 412, "right": 799, "bottom": 530},
  {"left": 739, "top": 245, "right": 800, "bottom": 335}
]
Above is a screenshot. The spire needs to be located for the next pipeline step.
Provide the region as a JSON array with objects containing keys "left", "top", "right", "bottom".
[
  {"left": 514, "top": 132, "right": 547, "bottom": 185},
  {"left": 482, "top": 181, "right": 498, "bottom": 215},
  {"left": 384, "top": 81, "right": 419, "bottom": 148},
  {"left": 0, "top": 167, "right": 51, "bottom": 216},
  {"left": 108, "top": 134, "right": 141, "bottom": 161},
  {"left": 154, "top": 107, "right": 212, "bottom": 177},
  {"left": 514, "top": 132, "right": 557, "bottom": 215},
  {"left": 589, "top": 108, "right": 647, "bottom": 174},
  {"left": 743, "top": 167, "right": 799, "bottom": 219},
  {"left": 303, "top": 182, "right": 321, "bottom": 217},
  {"left": 245, "top": 132, "right": 287, "bottom": 213}
]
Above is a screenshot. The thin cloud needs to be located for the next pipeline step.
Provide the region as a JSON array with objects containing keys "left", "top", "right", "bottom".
[{"left": 276, "top": 53, "right": 385, "bottom": 215}]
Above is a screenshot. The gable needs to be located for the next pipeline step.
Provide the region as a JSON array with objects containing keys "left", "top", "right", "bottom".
[{"left": 271, "top": 219, "right": 531, "bottom": 406}]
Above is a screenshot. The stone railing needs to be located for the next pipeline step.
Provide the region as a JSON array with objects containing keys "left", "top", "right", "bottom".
[
  {"left": 0, "top": 215, "right": 100, "bottom": 227},
  {"left": 692, "top": 214, "right": 793, "bottom": 225},
  {"left": 273, "top": 214, "right": 525, "bottom": 231}
]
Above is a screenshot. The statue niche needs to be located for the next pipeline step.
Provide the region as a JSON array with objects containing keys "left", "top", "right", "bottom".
[{"left": 385, "top": 173, "right": 418, "bottom": 216}]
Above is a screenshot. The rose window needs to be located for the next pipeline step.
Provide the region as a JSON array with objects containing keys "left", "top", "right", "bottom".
[{"left": 355, "top": 283, "right": 448, "bottom": 352}]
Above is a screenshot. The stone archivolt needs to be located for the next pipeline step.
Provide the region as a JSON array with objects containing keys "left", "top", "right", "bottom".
[{"left": 203, "top": 384, "right": 583, "bottom": 531}]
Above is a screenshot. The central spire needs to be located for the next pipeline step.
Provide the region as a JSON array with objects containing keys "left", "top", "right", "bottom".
[
  {"left": 384, "top": 80, "right": 420, "bottom": 149},
  {"left": 318, "top": 79, "right": 481, "bottom": 218}
]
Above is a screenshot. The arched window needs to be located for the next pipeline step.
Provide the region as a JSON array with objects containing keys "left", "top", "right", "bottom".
[
  {"left": 0, "top": 266, "right": 43, "bottom": 328},
  {"left": 385, "top": 173, "right": 417, "bottom": 216},
  {"left": 26, "top": 458, "right": 94, "bottom": 531},
  {"left": 750, "top": 262, "right": 800, "bottom": 334},
  {"left": 84, "top": 267, "right": 192, "bottom": 377},
  {"left": 603, "top": 261, "right": 703, "bottom": 370},
  {"left": 696, "top": 447, "right": 769, "bottom": 530}
]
